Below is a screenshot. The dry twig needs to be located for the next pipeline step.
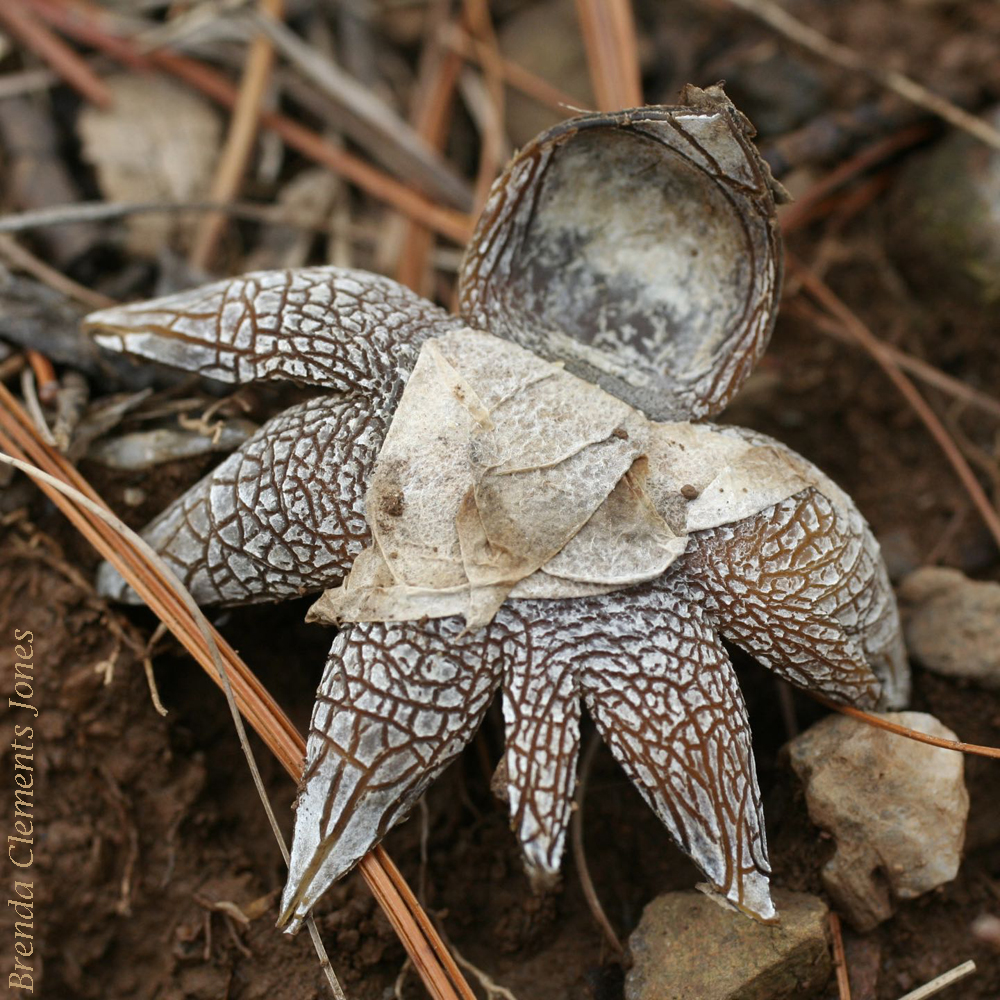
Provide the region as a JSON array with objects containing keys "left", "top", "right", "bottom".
[
  {"left": 783, "top": 300, "right": 1000, "bottom": 423},
  {"left": 0, "top": 197, "right": 376, "bottom": 242},
  {"left": 815, "top": 697, "right": 1000, "bottom": 760},
  {"left": 0, "top": 234, "right": 115, "bottom": 310},
  {"left": 27, "top": 0, "right": 474, "bottom": 244},
  {"left": 442, "top": 23, "right": 584, "bottom": 115},
  {"left": 896, "top": 960, "right": 976, "bottom": 1000},
  {"left": 189, "top": 0, "right": 284, "bottom": 270},
  {"left": 25, "top": 349, "right": 58, "bottom": 404},
  {"left": 571, "top": 732, "right": 626, "bottom": 960},
  {"left": 829, "top": 912, "right": 852, "bottom": 1000},
  {"left": 396, "top": 3, "right": 464, "bottom": 293},
  {"left": 249, "top": 8, "right": 472, "bottom": 211},
  {"left": 0, "top": 0, "right": 112, "bottom": 107},
  {"left": 574, "top": 0, "right": 643, "bottom": 112},
  {"left": 780, "top": 124, "right": 933, "bottom": 235},
  {"left": 725, "top": 0, "right": 1000, "bottom": 152},
  {"left": 789, "top": 257, "right": 1000, "bottom": 553},
  {"left": 461, "top": 0, "right": 507, "bottom": 212}
]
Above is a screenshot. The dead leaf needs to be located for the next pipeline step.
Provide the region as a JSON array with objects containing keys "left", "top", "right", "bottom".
[{"left": 78, "top": 75, "right": 221, "bottom": 256}]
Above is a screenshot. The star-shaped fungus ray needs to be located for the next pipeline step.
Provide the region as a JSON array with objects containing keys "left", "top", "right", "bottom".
[
  {"left": 280, "top": 478, "right": 902, "bottom": 931},
  {"left": 686, "top": 488, "right": 909, "bottom": 708},
  {"left": 83, "top": 266, "right": 464, "bottom": 394},
  {"left": 279, "top": 584, "right": 775, "bottom": 932},
  {"left": 278, "top": 617, "right": 506, "bottom": 932},
  {"left": 495, "top": 585, "right": 772, "bottom": 919},
  {"left": 86, "top": 267, "right": 465, "bottom": 605}
]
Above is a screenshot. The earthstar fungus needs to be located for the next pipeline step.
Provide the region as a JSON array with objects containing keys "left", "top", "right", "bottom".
[{"left": 87, "top": 85, "right": 908, "bottom": 934}]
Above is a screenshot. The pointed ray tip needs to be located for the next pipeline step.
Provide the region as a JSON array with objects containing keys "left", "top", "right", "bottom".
[
  {"left": 83, "top": 303, "right": 135, "bottom": 336},
  {"left": 524, "top": 858, "right": 562, "bottom": 895},
  {"left": 698, "top": 871, "right": 778, "bottom": 924},
  {"left": 276, "top": 896, "right": 305, "bottom": 936},
  {"left": 732, "top": 870, "right": 778, "bottom": 925},
  {"left": 95, "top": 559, "right": 142, "bottom": 605}
]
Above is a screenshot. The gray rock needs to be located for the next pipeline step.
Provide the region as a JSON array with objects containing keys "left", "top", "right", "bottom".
[
  {"left": 887, "top": 106, "right": 1000, "bottom": 311},
  {"left": 787, "top": 712, "right": 968, "bottom": 932},
  {"left": 898, "top": 566, "right": 1000, "bottom": 688},
  {"left": 625, "top": 888, "right": 831, "bottom": 1000}
]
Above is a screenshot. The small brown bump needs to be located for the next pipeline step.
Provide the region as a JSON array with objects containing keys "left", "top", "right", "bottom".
[
  {"left": 681, "top": 484, "right": 699, "bottom": 500},
  {"left": 612, "top": 427, "right": 629, "bottom": 440},
  {"left": 380, "top": 490, "right": 405, "bottom": 517}
]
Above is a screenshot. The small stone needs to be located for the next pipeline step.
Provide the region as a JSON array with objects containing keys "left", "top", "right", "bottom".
[
  {"left": 787, "top": 712, "right": 968, "bottom": 932},
  {"left": 898, "top": 566, "right": 1000, "bottom": 688},
  {"left": 122, "top": 486, "right": 146, "bottom": 507},
  {"left": 625, "top": 888, "right": 831, "bottom": 1000},
  {"left": 887, "top": 106, "right": 1000, "bottom": 312}
]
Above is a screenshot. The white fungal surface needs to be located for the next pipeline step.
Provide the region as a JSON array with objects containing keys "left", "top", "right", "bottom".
[{"left": 87, "top": 86, "right": 907, "bottom": 942}]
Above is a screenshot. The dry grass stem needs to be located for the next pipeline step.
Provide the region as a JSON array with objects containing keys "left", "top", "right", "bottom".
[
  {"left": 780, "top": 124, "right": 934, "bottom": 234},
  {"left": 0, "top": 233, "right": 116, "bottom": 310},
  {"left": 27, "top": 0, "right": 475, "bottom": 244},
  {"left": 0, "top": 449, "right": 348, "bottom": 998},
  {"left": 789, "top": 257, "right": 1000, "bottom": 553},
  {"left": 396, "top": 3, "right": 464, "bottom": 293},
  {"left": 250, "top": 9, "right": 472, "bottom": 211},
  {"left": 574, "top": 0, "right": 643, "bottom": 111},
  {"left": 725, "top": 0, "right": 1000, "bottom": 152},
  {"left": 815, "top": 697, "right": 1000, "bottom": 760},
  {"left": 896, "top": 960, "right": 977, "bottom": 1000},
  {"left": 829, "top": 912, "right": 852, "bottom": 1000},
  {"left": 0, "top": 0, "right": 113, "bottom": 107},
  {"left": 25, "top": 349, "right": 58, "bottom": 403},
  {"left": 154, "top": 49, "right": 475, "bottom": 243},
  {"left": 189, "top": 0, "right": 284, "bottom": 270},
  {"left": 442, "top": 23, "right": 584, "bottom": 114},
  {"left": 0, "top": 198, "right": 380, "bottom": 242},
  {"left": 571, "top": 732, "right": 627, "bottom": 960},
  {"left": 461, "top": 0, "right": 507, "bottom": 212},
  {"left": 19, "top": 368, "right": 56, "bottom": 446},
  {"left": 784, "top": 301, "right": 1000, "bottom": 423}
]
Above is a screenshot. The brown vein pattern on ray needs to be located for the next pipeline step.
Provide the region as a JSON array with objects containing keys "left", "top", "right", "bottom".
[
  {"left": 99, "top": 395, "right": 387, "bottom": 605},
  {"left": 85, "top": 266, "right": 464, "bottom": 394}
]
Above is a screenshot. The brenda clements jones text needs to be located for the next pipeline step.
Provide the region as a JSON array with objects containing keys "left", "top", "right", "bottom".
[{"left": 9, "top": 629, "right": 36, "bottom": 993}]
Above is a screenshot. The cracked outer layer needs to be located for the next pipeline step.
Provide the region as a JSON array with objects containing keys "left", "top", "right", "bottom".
[
  {"left": 85, "top": 265, "right": 463, "bottom": 394},
  {"left": 97, "top": 396, "right": 386, "bottom": 605},
  {"left": 90, "top": 267, "right": 463, "bottom": 605},
  {"left": 280, "top": 485, "right": 904, "bottom": 931},
  {"left": 87, "top": 95, "right": 906, "bottom": 938}
]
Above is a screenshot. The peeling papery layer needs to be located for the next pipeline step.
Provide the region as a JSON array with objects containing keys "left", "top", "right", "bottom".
[{"left": 309, "top": 331, "right": 838, "bottom": 629}]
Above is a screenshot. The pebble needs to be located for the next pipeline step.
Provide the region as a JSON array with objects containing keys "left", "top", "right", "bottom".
[
  {"left": 898, "top": 566, "right": 1000, "bottom": 688},
  {"left": 625, "top": 888, "right": 831, "bottom": 1000},
  {"left": 888, "top": 106, "right": 1000, "bottom": 312},
  {"left": 787, "top": 712, "right": 968, "bottom": 931}
]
